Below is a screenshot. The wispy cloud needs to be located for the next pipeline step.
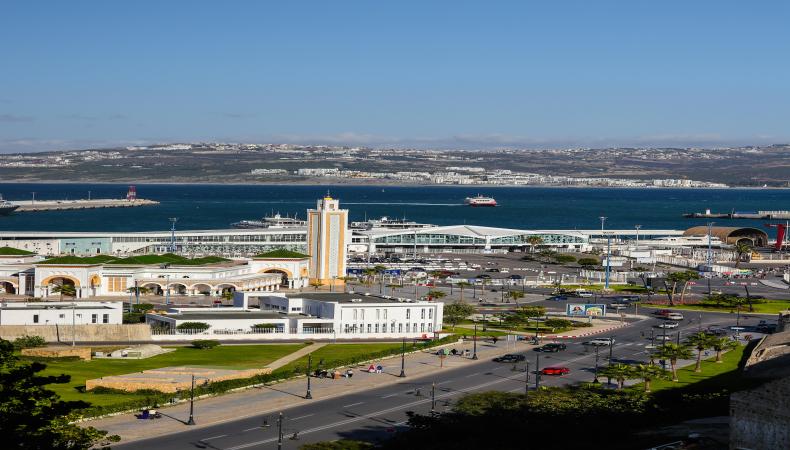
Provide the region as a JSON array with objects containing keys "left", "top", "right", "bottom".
[
  {"left": 0, "top": 114, "right": 34, "bottom": 123},
  {"left": 61, "top": 113, "right": 129, "bottom": 121}
]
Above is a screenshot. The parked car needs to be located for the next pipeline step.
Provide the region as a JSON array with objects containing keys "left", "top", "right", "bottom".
[
  {"left": 583, "top": 338, "right": 615, "bottom": 346},
  {"left": 493, "top": 354, "right": 526, "bottom": 363},
  {"left": 575, "top": 290, "right": 594, "bottom": 298},
  {"left": 656, "top": 322, "right": 679, "bottom": 329},
  {"left": 535, "top": 343, "right": 567, "bottom": 352},
  {"left": 541, "top": 366, "right": 570, "bottom": 376},
  {"left": 704, "top": 327, "right": 728, "bottom": 336},
  {"left": 656, "top": 335, "right": 673, "bottom": 341},
  {"left": 654, "top": 309, "right": 672, "bottom": 317}
]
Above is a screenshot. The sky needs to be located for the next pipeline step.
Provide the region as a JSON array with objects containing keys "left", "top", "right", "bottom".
[{"left": 1, "top": 1, "right": 789, "bottom": 153}]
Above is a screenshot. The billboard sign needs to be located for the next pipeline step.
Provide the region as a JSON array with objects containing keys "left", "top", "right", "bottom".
[{"left": 566, "top": 303, "right": 607, "bottom": 317}]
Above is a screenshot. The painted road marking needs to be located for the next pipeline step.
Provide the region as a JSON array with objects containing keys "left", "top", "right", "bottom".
[
  {"left": 201, "top": 434, "right": 227, "bottom": 441},
  {"left": 343, "top": 402, "right": 365, "bottom": 408},
  {"left": 382, "top": 393, "right": 398, "bottom": 399},
  {"left": 292, "top": 413, "right": 315, "bottom": 421}
]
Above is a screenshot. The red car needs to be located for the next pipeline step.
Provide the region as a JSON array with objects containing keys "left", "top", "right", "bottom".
[{"left": 541, "top": 366, "right": 570, "bottom": 376}]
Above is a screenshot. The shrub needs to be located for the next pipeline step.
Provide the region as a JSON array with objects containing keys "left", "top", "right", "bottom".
[
  {"left": 177, "top": 322, "right": 210, "bottom": 331},
  {"left": 577, "top": 258, "right": 599, "bottom": 267},
  {"left": 544, "top": 319, "right": 573, "bottom": 329},
  {"left": 250, "top": 323, "right": 276, "bottom": 329},
  {"left": 191, "top": 340, "right": 220, "bottom": 350},
  {"left": 554, "top": 255, "right": 576, "bottom": 264},
  {"left": 123, "top": 312, "right": 145, "bottom": 324},
  {"left": 132, "top": 303, "right": 155, "bottom": 313},
  {"left": 13, "top": 335, "right": 47, "bottom": 349},
  {"left": 571, "top": 321, "right": 593, "bottom": 328}
]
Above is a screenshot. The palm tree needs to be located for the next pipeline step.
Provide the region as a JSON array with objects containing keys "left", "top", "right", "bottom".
[
  {"left": 126, "top": 286, "right": 151, "bottom": 296},
  {"left": 664, "top": 270, "right": 699, "bottom": 306},
  {"left": 632, "top": 363, "right": 669, "bottom": 392},
  {"left": 734, "top": 242, "right": 752, "bottom": 268},
  {"left": 457, "top": 282, "right": 471, "bottom": 303},
  {"left": 685, "top": 332, "right": 715, "bottom": 372},
  {"left": 309, "top": 280, "right": 324, "bottom": 291},
  {"left": 654, "top": 343, "right": 694, "bottom": 381},
  {"left": 598, "top": 363, "right": 635, "bottom": 390},
  {"left": 710, "top": 336, "right": 738, "bottom": 363},
  {"left": 426, "top": 290, "right": 446, "bottom": 301},
  {"left": 362, "top": 268, "right": 376, "bottom": 291},
  {"left": 51, "top": 283, "right": 76, "bottom": 300},
  {"left": 526, "top": 235, "right": 544, "bottom": 253}
]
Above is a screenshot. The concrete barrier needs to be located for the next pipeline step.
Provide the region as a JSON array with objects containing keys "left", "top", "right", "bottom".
[{"left": 0, "top": 324, "right": 151, "bottom": 343}]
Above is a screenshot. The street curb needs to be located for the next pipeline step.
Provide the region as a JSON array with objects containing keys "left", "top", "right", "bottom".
[{"left": 546, "top": 322, "right": 628, "bottom": 339}]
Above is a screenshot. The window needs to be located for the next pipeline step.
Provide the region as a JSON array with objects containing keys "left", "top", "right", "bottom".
[
  {"left": 102, "top": 314, "right": 109, "bottom": 324},
  {"left": 428, "top": 323, "right": 433, "bottom": 331},
  {"left": 353, "top": 309, "right": 358, "bottom": 320},
  {"left": 429, "top": 309, "right": 433, "bottom": 319},
  {"left": 375, "top": 323, "right": 379, "bottom": 333},
  {"left": 413, "top": 323, "right": 418, "bottom": 332},
  {"left": 33, "top": 314, "right": 39, "bottom": 324},
  {"left": 367, "top": 324, "right": 371, "bottom": 333},
  {"left": 59, "top": 314, "right": 65, "bottom": 319},
  {"left": 376, "top": 309, "right": 380, "bottom": 320},
  {"left": 420, "top": 323, "right": 425, "bottom": 332},
  {"left": 390, "top": 323, "right": 395, "bottom": 333},
  {"left": 398, "top": 323, "right": 403, "bottom": 333},
  {"left": 382, "top": 323, "right": 386, "bottom": 333},
  {"left": 91, "top": 314, "right": 98, "bottom": 324},
  {"left": 421, "top": 308, "right": 425, "bottom": 319},
  {"left": 383, "top": 309, "right": 388, "bottom": 320},
  {"left": 361, "top": 309, "right": 365, "bottom": 320},
  {"left": 406, "top": 309, "right": 411, "bottom": 319}
]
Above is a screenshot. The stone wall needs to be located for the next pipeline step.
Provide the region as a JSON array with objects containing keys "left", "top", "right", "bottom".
[
  {"left": 730, "top": 376, "right": 790, "bottom": 450},
  {"left": 86, "top": 366, "right": 274, "bottom": 393},
  {"left": 21, "top": 346, "right": 92, "bottom": 360},
  {"left": 0, "top": 324, "right": 151, "bottom": 343}
]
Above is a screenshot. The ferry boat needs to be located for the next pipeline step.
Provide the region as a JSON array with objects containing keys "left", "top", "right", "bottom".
[
  {"left": 350, "top": 216, "right": 435, "bottom": 230},
  {"left": 464, "top": 195, "right": 497, "bottom": 207},
  {"left": 0, "top": 195, "right": 19, "bottom": 216},
  {"left": 231, "top": 213, "right": 306, "bottom": 229}
]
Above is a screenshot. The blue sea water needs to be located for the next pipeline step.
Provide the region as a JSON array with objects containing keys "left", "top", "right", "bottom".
[{"left": 0, "top": 183, "right": 788, "bottom": 233}]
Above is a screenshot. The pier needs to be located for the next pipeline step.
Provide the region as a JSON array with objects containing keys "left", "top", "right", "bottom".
[{"left": 12, "top": 198, "right": 159, "bottom": 212}]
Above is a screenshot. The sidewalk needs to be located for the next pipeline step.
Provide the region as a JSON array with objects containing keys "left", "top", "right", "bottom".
[
  {"left": 267, "top": 343, "right": 327, "bottom": 370},
  {"left": 84, "top": 338, "right": 532, "bottom": 443}
]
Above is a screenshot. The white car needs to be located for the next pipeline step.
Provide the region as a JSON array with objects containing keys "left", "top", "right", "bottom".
[
  {"left": 656, "top": 322, "right": 679, "bottom": 329},
  {"left": 666, "top": 313, "right": 684, "bottom": 321},
  {"left": 576, "top": 290, "right": 594, "bottom": 298},
  {"left": 584, "top": 337, "right": 615, "bottom": 346},
  {"left": 656, "top": 335, "right": 673, "bottom": 341}
]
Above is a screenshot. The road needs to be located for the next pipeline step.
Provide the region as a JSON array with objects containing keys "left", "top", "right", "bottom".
[{"left": 116, "top": 308, "right": 771, "bottom": 450}]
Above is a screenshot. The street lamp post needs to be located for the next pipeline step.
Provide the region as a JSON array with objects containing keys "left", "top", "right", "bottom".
[
  {"left": 535, "top": 352, "right": 541, "bottom": 390},
  {"left": 305, "top": 354, "right": 313, "bottom": 399},
  {"left": 524, "top": 361, "right": 530, "bottom": 396},
  {"left": 165, "top": 274, "right": 171, "bottom": 306},
  {"left": 472, "top": 322, "right": 479, "bottom": 360},
  {"left": 277, "top": 412, "right": 283, "bottom": 450},
  {"left": 605, "top": 232, "right": 612, "bottom": 290},
  {"left": 607, "top": 335, "right": 614, "bottom": 385},
  {"left": 430, "top": 382, "right": 436, "bottom": 415},
  {"left": 399, "top": 337, "right": 406, "bottom": 377},
  {"left": 71, "top": 301, "right": 76, "bottom": 347},
  {"left": 593, "top": 345, "right": 600, "bottom": 384},
  {"left": 635, "top": 224, "right": 641, "bottom": 250},
  {"left": 187, "top": 374, "right": 196, "bottom": 425}
]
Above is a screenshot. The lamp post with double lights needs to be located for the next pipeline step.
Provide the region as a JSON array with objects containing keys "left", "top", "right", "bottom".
[
  {"left": 399, "top": 337, "right": 406, "bottom": 377},
  {"left": 472, "top": 322, "right": 479, "bottom": 360},
  {"left": 305, "top": 354, "right": 313, "bottom": 399},
  {"left": 187, "top": 374, "right": 196, "bottom": 425}
]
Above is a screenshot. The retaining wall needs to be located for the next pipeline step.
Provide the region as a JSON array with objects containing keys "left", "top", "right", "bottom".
[{"left": 0, "top": 324, "right": 151, "bottom": 343}]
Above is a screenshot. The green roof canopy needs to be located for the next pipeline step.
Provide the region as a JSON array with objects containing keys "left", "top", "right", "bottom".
[
  {"left": 0, "top": 246, "right": 36, "bottom": 256},
  {"left": 39, "top": 253, "right": 229, "bottom": 266},
  {"left": 253, "top": 249, "right": 310, "bottom": 259}
]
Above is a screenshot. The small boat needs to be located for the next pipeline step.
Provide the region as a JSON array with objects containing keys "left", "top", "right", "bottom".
[
  {"left": 464, "top": 195, "right": 497, "bottom": 207},
  {"left": 0, "top": 194, "right": 19, "bottom": 216}
]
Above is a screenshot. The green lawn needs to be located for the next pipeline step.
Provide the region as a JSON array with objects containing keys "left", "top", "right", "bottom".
[
  {"left": 634, "top": 345, "right": 745, "bottom": 393},
  {"left": 274, "top": 342, "right": 404, "bottom": 375},
  {"left": 644, "top": 300, "right": 790, "bottom": 314},
  {"left": 34, "top": 344, "right": 306, "bottom": 406}
]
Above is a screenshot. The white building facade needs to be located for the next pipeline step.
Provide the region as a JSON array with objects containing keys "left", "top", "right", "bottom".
[{"left": 0, "top": 301, "right": 123, "bottom": 326}]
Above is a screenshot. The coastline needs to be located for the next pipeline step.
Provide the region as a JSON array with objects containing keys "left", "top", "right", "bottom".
[{"left": 0, "top": 179, "right": 780, "bottom": 189}]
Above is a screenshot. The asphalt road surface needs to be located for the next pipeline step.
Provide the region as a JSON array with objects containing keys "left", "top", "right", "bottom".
[{"left": 116, "top": 309, "right": 770, "bottom": 450}]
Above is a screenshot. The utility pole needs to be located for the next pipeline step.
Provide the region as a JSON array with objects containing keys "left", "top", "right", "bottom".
[
  {"left": 187, "top": 374, "right": 196, "bottom": 425},
  {"left": 605, "top": 232, "right": 612, "bottom": 290},
  {"left": 305, "top": 354, "right": 313, "bottom": 399},
  {"left": 635, "top": 224, "right": 641, "bottom": 249},
  {"left": 607, "top": 336, "right": 614, "bottom": 385},
  {"left": 599, "top": 216, "right": 607, "bottom": 233},
  {"left": 535, "top": 352, "right": 541, "bottom": 390},
  {"left": 165, "top": 274, "right": 171, "bottom": 306},
  {"left": 524, "top": 360, "right": 530, "bottom": 396},
  {"left": 399, "top": 337, "right": 406, "bottom": 377}
]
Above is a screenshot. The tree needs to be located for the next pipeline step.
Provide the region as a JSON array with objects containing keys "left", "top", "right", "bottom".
[
  {"left": 654, "top": 343, "right": 693, "bottom": 381},
  {"left": 685, "top": 332, "right": 715, "bottom": 372},
  {"left": 664, "top": 270, "right": 700, "bottom": 306},
  {"left": 598, "top": 363, "right": 635, "bottom": 389},
  {"left": 709, "top": 336, "right": 738, "bottom": 363},
  {"left": 733, "top": 242, "right": 752, "bottom": 268},
  {"left": 309, "top": 280, "right": 325, "bottom": 291},
  {"left": 631, "top": 363, "right": 669, "bottom": 392},
  {"left": 456, "top": 282, "right": 471, "bottom": 303},
  {"left": 191, "top": 339, "right": 220, "bottom": 349},
  {"left": 361, "top": 268, "right": 376, "bottom": 290},
  {"left": 126, "top": 286, "right": 151, "bottom": 296},
  {"left": 426, "top": 290, "right": 446, "bottom": 301},
  {"left": 0, "top": 339, "right": 119, "bottom": 449},
  {"left": 50, "top": 283, "right": 76, "bottom": 301},
  {"left": 526, "top": 235, "right": 543, "bottom": 253},
  {"left": 506, "top": 290, "right": 524, "bottom": 305},
  {"left": 443, "top": 302, "right": 476, "bottom": 330}
]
